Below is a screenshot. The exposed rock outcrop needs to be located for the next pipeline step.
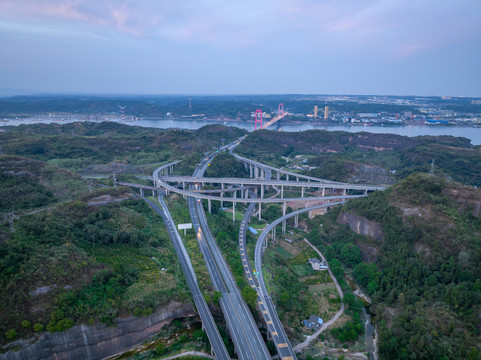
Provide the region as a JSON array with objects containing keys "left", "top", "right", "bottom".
[
  {"left": 337, "top": 211, "right": 384, "bottom": 241},
  {"left": 80, "top": 162, "right": 141, "bottom": 175},
  {"left": 1, "top": 302, "right": 194, "bottom": 360}
]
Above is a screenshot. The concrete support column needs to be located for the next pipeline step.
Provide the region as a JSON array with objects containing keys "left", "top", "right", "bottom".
[
  {"left": 258, "top": 202, "right": 262, "bottom": 220},
  {"left": 281, "top": 185, "right": 284, "bottom": 199},
  {"left": 250, "top": 164, "right": 253, "bottom": 178},
  {"left": 301, "top": 186, "right": 304, "bottom": 198},
  {"left": 364, "top": 189, "right": 368, "bottom": 195},
  {"left": 261, "top": 184, "right": 264, "bottom": 199},
  {"left": 282, "top": 202, "right": 287, "bottom": 234},
  {"left": 277, "top": 171, "right": 280, "bottom": 181},
  {"left": 322, "top": 187, "right": 326, "bottom": 197},
  {"left": 208, "top": 199, "right": 211, "bottom": 214},
  {"left": 233, "top": 191, "right": 237, "bottom": 222},
  {"left": 140, "top": 188, "right": 144, "bottom": 197},
  {"left": 221, "top": 183, "right": 224, "bottom": 207},
  {"left": 296, "top": 176, "right": 299, "bottom": 182},
  {"left": 255, "top": 166, "right": 259, "bottom": 178},
  {"left": 294, "top": 214, "right": 298, "bottom": 228},
  {"left": 343, "top": 188, "right": 347, "bottom": 196},
  {"left": 286, "top": 174, "right": 289, "bottom": 182}
]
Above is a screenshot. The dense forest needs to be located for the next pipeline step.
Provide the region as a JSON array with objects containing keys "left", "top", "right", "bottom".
[
  {"left": 0, "top": 187, "right": 189, "bottom": 342},
  {"left": 305, "top": 174, "right": 481, "bottom": 359}
]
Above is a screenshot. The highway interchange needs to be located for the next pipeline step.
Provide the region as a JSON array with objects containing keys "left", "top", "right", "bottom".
[{"left": 149, "top": 136, "right": 385, "bottom": 359}]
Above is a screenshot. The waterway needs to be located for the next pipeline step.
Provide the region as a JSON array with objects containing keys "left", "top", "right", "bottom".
[{"left": 2, "top": 116, "right": 481, "bottom": 145}]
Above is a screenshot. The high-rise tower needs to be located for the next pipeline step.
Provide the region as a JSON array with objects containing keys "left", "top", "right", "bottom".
[
  {"left": 324, "top": 106, "right": 329, "bottom": 120},
  {"left": 314, "top": 105, "right": 318, "bottom": 118}
]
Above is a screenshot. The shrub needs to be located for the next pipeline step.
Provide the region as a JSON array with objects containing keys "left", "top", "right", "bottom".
[
  {"left": 33, "top": 323, "right": 45, "bottom": 332},
  {"left": 5, "top": 329, "right": 18, "bottom": 340},
  {"left": 21, "top": 320, "right": 31, "bottom": 328}
]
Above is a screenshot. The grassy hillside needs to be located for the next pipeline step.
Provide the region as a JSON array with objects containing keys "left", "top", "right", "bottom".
[
  {"left": 0, "top": 155, "right": 88, "bottom": 214},
  {"left": 0, "top": 188, "right": 189, "bottom": 343},
  {"left": 236, "top": 129, "right": 481, "bottom": 186},
  {"left": 307, "top": 174, "right": 481, "bottom": 359}
]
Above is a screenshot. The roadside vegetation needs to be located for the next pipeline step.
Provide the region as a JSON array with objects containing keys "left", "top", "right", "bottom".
[{"left": 306, "top": 174, "right": 481, "bottom": 359}]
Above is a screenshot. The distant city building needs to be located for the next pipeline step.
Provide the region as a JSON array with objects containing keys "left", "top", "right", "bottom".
[
  {"left": 358, "top": 113, "right": 379, "bottom": 118},
  {"left": 314, "top": 105, "right": 318, "bottom": 118},
  {"left": 324, "top": 106, "right": 329, "bottom": 120},
  {"left": 472, "top": 100, "right": 481, "bottom": 105}
]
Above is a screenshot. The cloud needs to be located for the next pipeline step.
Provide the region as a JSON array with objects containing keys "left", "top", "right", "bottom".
[{"left": 0, "top": 0, "right": 480, "bottom": 55}]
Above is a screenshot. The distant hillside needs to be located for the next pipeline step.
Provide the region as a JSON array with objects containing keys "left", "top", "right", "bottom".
[
  {"left": 0, "top": 122, "right": 246, "bottom": 172},
  {"left": 236, "top": 129, "right": 481, "bottom": 186},
  {"left": 308, "top": 174, "right": 481, "bottom": 359}
]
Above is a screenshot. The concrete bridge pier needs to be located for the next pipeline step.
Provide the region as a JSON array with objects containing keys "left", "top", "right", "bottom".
[
  {"left": 322, "top": 187, "right": 326, "bottom": 197},
  {"left": 364, "top": 189, "right": 368, "bottom": 195},
  {"left": 140, "top": 188, "right": 144, "bottom": 197},
  {"left": 301, "top": 186, "right": 304, "bottom": 198},
  {"left": 250, "top": 164, "right": 253, "bottom": 178},
  {"left": 277, "top": 171, "right": 280, "bottom": 181},
  {"left": 282, "top": 202, "right": 287, "bottom": 234},
  {"left": 294, "top": 214, "right": 298, "bottom": 228},
  {"left": 208, "top": 199, "right": 211, "bottom": 214},
  {"left": 281, "top": 185, "right": 284, "bottom": 199},
  {"left": 258, "top": 202, "right": 262, "bottom": 220},
  {"left": 220, "top": 183, "right": 224, "bottom": 207},
  {"left": 255, "top": 166, "right": 259, "bottom": 178},
  {"left": 261, "top": 184, "right": 264, "bottom": 199},
  {"left": 233, "top": 191, "right": 237, "bottom": 222},
  {"left": 286, "top": 174, "right": 289, "bottom": 182}
]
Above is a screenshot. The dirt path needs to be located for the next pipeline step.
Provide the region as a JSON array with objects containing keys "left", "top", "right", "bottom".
[{"left": 293, "top": 238, "right": 345, "bottom": 353}]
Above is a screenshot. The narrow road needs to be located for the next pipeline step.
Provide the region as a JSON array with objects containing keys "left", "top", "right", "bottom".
[{"left": 293, "top": 238, "right": 345, "bottom": 353}]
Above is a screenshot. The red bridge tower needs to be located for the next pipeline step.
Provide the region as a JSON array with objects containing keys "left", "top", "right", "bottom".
[{"left": 254, "top": 109, "right": 263, "bottom": 130}]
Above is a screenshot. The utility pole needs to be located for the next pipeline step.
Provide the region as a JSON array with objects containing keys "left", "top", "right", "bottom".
[
  {"left": 4, "top": 212, "right": 17, "bottom": 232},
  {"left": 87, "top": 179, "right": 94, "bottom": 194}
]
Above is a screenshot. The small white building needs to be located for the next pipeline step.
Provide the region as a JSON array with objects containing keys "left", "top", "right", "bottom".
[{"left": 309, "top": 258, "right": 328, "bottom": 271}]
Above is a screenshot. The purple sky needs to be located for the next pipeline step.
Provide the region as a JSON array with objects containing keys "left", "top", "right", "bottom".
[{"left": 1, "top": 0, "right": 480, "bottom": 96}]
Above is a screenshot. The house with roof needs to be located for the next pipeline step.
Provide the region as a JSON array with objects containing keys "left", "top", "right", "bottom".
[
  {"left": 303, "top": 315, "right": 323, "bottom": 329},
  {"left": 308, "top": 257, "right": 328, "bottom": 271}
]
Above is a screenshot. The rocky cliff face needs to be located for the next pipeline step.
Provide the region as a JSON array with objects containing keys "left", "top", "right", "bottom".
[
  {"left": 1, "top": 302, "right": 194, "bottom": 360},
  {"left": 337, "top": 211, "right": 384, "bottom": 241}
]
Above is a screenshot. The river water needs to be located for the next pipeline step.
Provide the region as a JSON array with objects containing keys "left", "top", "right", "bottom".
[{"left": 3, "top": 116, "right": 481, "bottom": 145}]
